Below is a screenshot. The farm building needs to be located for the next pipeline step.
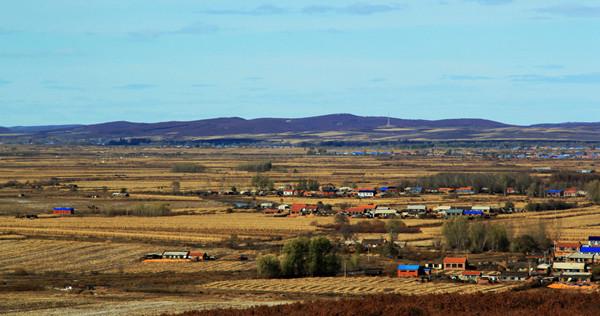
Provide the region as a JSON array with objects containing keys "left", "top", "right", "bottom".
[
  {"left": 589, "top": 236, "right": 600, "bottom": 246},
  {"left": 188, "top": 251, "right": 210, "bottom": 261},
  {"left": 557, "top": 272, "right": 592, "bottom": 283},
  {"left": 566, "top": 252, "right": 597, "bottom": 264},
  {"left": 499, "top": 271, "right": 529, "bottom": 282},
  {"left": 397, "top": 265, "right": 423, "bottom": 278},
  {"left": 344, "top": 204, "right": 377, "bottom": 215},
  {"left": 579, "top": 245, "right": 600, "bottom": 255},
  {"left": 53, "top": 207, "right": 75, "bottom": 215},
  {"left": 455, "top": 186, "right": 475, "bottom": 195},
  {"left": 440, "top": 209, "right": 464, "bottom": 218},
  {"left": 372, "top": 207, "right": 398, "bottom": 217},
  {"left": 162, "top": 251, "right": 189, "bottom": 259},
  {"left": 536, "top": 263, "right": 551, "bottom": 275},
  {"left": 552, "top": 262, "right": 587, "bottom": 274},
  {"left": 554, "top": 242, "right": 581, "bottom": 259},
  {"left": 463, "top": 210, "right": 484, "bottom": 217},
  {"left": 443, "top": 257, "right": 468, "bottom": 271},
  {"left": 471, "top": 205, "right": 492, "bottom": 214},
  {"left": 403, "top": 186, "right": 423, "bottom": 195},
  {"left": 460, "top": 270, "right": 481, "bottom": 282},
  {"left": 563, "top": 187, "right": 578, "bottom": 198},
  {"left": 438, "top": 187, "right": 455, "bottom": 194},
  {"left": 424, "top": 262, "right": 443, "bottom": 270},
  {"left": 545, "top": 189, "right": 563, "bottom": 198},
  {"left": 143, "top": 253, "right": 163, "bottom": 260},
  {"left": 405, "top": 205, "right": 427, "bottom": 214},
  {"left": 357, "top": 188, "right": 376, "bottom": 198},
  {"left": 361, "top": 238, "right": 385, "bottom": 249},
  {"left": 290, "top": 204, "right": 317, "bottom": 215},
  {"left": 433, "top": 205, "right": 451, "bottom": 213}
]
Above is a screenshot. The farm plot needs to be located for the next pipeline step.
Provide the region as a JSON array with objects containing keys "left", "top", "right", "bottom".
[
  {"left": 200, "top": 277, "right": 519, "bottom": 296},
  {"left": 0, "top": 239, "right": 155, "bottom": 273},
  {"left": 0, "top": 214, "right": 328, "bottom": 243},
  {"left": 119, "top": 260, "right": 256, "bottom": 273}
]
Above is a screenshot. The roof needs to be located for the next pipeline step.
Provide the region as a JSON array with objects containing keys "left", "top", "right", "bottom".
[
  {"left": 537, "top": 263, "right": 551, "bottom": 269},
  {"left": 163, "top": 251, "right": 189, "bottom": 256},
  {"left": 433, "top": 205, "right": 452, "bottom": 211},
  {"left": 188, "top": 251, "right": 206, "bottom": 257},
  {"left": 406, "top": 205, "right": 427, "bottom": 210},
  {"left": 290, "top": 204, "right": 317, "bottom": 212},
  {"left": 546, "top": 189, "right": 563, "bottom": 194},
  {"left": 462, "top": 271, "right": 481, "bottom": 276},
  {"left": 555, "top": 242, "right": 581, "bottom": 249},
  {"left": 357, "top": 188, "right": 376, "bottom": 192},
  {"left": 456, "top": 186, "right": 473, "bottom": 191},
  {"left": 564, "top": 187, "right": 578, "bottom": 193},
  {"left": 553, "top": 262, "right": 586, "bottom": 270},
  {"left": 567, "top": 252, "right": 595, "bottom": 259},
  {"left": 589, "top": 236, "right": 600, "bottom": 241},
  {"left": 471, "top": 205, "right": 491, "bottom": 210},
  {"left": 53, "top": 207, "right": 74, "bottom": 211},
  {"left": 397, "top": 264, "right": 420, "bottom": 271},
  {"left": 346, "top": 204, "right": 377, "bottom": 213},
  {"left": 580, "top": 246, "right": 600, "bottom": 253},
  {"left": 444, "top": 257, "right": 467, "bottom": 264},
  {"left": 463, "top": 210, "right": 483, "bottom": 215}
]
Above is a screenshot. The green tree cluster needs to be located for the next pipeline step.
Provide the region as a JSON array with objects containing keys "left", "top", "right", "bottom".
[{"left": 256, "top": 236, "right": 340, "bottom": 278}]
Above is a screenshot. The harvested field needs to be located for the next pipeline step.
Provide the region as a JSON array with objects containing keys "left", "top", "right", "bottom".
[
  {"left": 199, "top": 277, "right": 519, "bottom": 296},
  {"left": 0, "top": 239, "right": 256, "bottom": 274}
]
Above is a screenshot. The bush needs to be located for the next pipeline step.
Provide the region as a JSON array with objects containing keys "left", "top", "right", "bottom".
[
  {"left": 525, "top": 200, "right": 576, "bottom": 212},
  {"left": 171, "top": 163, "right": 206, "bottom": 173},
  {"left": 263, "top": 236, "right": 341, "bottom": 278},
  {"left": 442, "top": 219, "right": 510, "bottom": 253},
  {"left": 257, "top": 255, "right": 281, "bottom": 278},
  {"left": 237, "top": 161, "right": 272, "bottom": 172},
  {"left": 103, "top": 204, "right": 172, "bottom": 216}
]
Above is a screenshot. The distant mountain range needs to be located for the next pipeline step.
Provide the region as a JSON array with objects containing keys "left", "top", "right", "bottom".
[{"left": 2, "top": 114, "right": 600, "bottom": 144}]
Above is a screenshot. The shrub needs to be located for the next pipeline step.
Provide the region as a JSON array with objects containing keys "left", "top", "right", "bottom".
[
  {"left": 237, "top": 161, "right": 272, "bottom": 172},
  {"left": 171, "top": 163, "right": 206, "bottom": 173},
  {"left": 257, "top": 255, "right": 281, "bottom": 278}
]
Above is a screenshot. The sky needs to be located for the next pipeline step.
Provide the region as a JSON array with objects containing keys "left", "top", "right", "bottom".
[{"left": 1, "top": 0, "right": 600, "bottom": 126}]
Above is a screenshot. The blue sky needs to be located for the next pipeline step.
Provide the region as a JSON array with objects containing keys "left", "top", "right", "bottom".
[{"left": 1, "top": 0, "right": 600, "bottom": 126}]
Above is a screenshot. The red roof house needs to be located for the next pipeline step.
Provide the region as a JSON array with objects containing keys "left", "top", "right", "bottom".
[{"left": 443, "top": 257, "right": 468, "bottom": 271}]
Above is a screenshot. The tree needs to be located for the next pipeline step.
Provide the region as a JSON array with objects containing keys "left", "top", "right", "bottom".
[
  {"left": 442, "top": 218, "right": 470, "bottom": 250},
  {"left": 385, "top": 219, "right": 406, "bottom": 242},
  {"left": 504, "top": 201, "right": 515, "bottom": 211},
  {"left": 171, "top": 181, "right": 180, "bottom": 194},
  {"left": 251, "top": 174, "right": 274, "bottom": 191},
  {"left": 280, "top": 237, "right": 310, "bottom": 277},
  {"left": 257, "top": 255, "right": 281, "bottom": 278},
  {"left": 307, "top": 237, "right": 339, "bottom": 276},
  {"left": 468, "top": 222, "right": 488, "bottom": 253},
  {"left": 488, "top": 224, "right": 510, "bottom": 251},
  {"left": 585, "top": 180, "right": 600, "bottom": 204}
]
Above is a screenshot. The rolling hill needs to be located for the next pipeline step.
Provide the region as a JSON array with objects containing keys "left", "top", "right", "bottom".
[{"left": 2, "top": 114, "right": 600, "bottom": 144}]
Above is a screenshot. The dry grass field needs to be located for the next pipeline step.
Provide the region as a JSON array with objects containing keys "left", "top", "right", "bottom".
[{"left": 200, "top": 276, "right": 520, "bottom": 296}]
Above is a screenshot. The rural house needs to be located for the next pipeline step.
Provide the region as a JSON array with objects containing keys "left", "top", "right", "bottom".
[
  {"left": 588, "top": 236, "right": 600, "bottom": 246},
  {"left": 554, "top": 242, "right": 581, "bottom": 259},
  {"left": 443, "top": 257, "right": 468, "bottom": 271},
  {"left": 563, "top": 187, "right": 578, "bottom": 198},
  {"left": 397, "top": 264, "right": 423, "bottom": 278},
  {"left": 357, "top": 188, "right": 377, "bottom": 198},
  {"left": 53, "top": 207, "right": 75, "bottom": 215},
  {"left": 545, "top": 189, "right": 563, "bottom": 198},
  {"left": 455, "top": 186, "right": 475, "bottom": 195}
]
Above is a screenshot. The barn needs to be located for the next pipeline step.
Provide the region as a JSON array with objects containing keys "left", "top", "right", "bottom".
[{"left": 53, "top": 207, "right": 75, "bottom": 215}]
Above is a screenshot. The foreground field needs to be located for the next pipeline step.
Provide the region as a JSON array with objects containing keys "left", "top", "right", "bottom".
[{"left": 176, "top": 291, "right": 600, "bottom": 316}]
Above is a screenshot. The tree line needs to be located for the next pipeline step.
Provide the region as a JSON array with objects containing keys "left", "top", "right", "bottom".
[{"left": 442, "top": 218, "right": 551, "bottom": 254}]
